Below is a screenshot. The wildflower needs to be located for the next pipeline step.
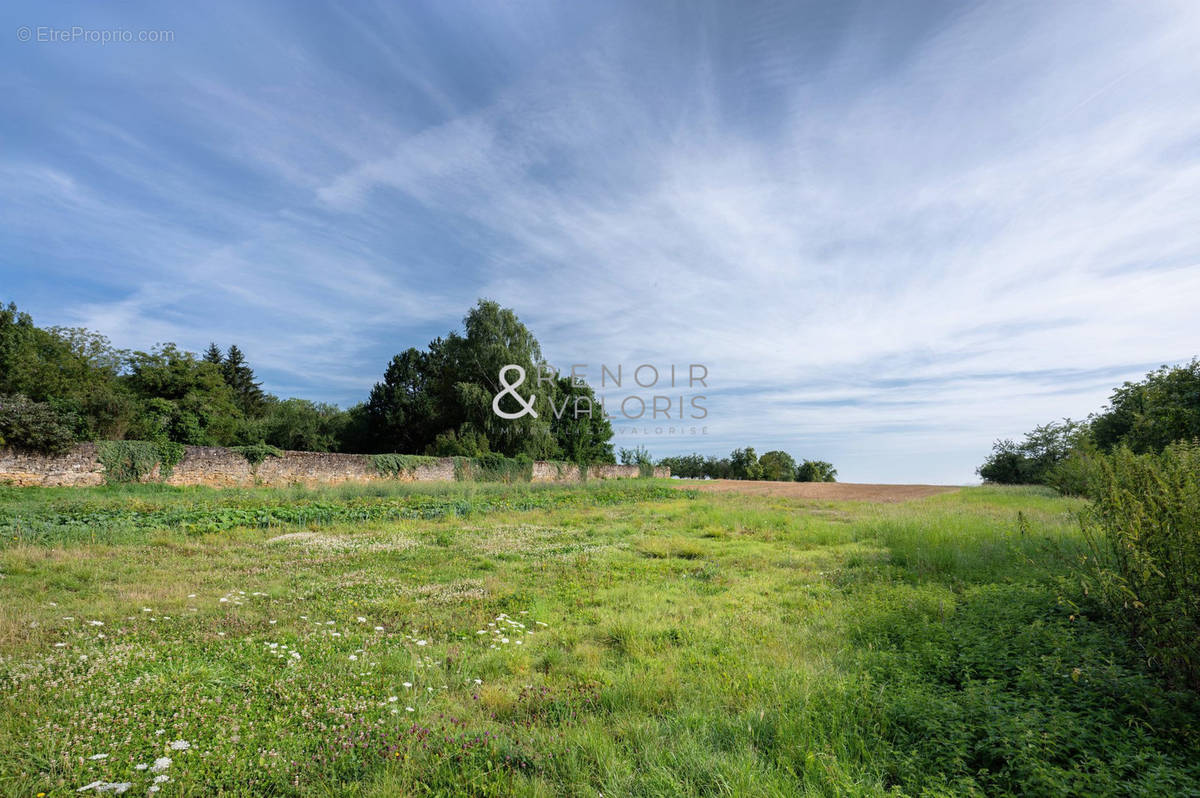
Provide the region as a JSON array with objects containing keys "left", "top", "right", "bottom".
[
  {"left": 405, "top": 707, "right": 414, "bottom": 712},
  {"left": 416, "top": 640, "right": 427, "bottom": 646},
  {"left": 402, "top": 682, "right": 412, "bottom": 688},
  {"left": 88, "top": 621, "right": 104, "bottom": 627},
  {"left": 150, "top": 757, "right": 171, "bottom": 772},
  {"left": 388, "top": 696, "right": 398, "bottom": 702},
  {"left": 374, "top": 626, "right": 384, "bottom": 631},
  {"left": 168, "top": 740, "right": 190, "bottom": 751},
  {"left": 134, "top": 764, "right": 148, "bottom": 771},
  {"left": 219, "top": 598, "right": 229, "bottom": 603},
  {"left": 153, "top": 775, "right": 170, "bottom": 784},
  {"left": 88, "top": 753, "right": 108, "bottom": 760},
  {"left": 357, "top": 616, "right": 367, "bottom": 622},
  {"left": 349, "top": 654, "right": 358, "bottom": 661},
  {"left": 474, "top": 679, "right": 482, "bottom": 684}
]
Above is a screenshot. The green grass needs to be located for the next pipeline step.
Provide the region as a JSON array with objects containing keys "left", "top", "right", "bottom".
[{"left": 1, "top": 481, "right": 1197, "bottom": 796}]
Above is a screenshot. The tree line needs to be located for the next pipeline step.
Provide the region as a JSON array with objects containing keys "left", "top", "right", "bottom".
[
  {"left": 977, "top": 358, "right": 1200, "bottom": 493},
  {"left": 0, "top": 299, "right": 615, "bottom": 463},
  {"left": 652, "top": 447, "right": 836, "bottom": 482}
]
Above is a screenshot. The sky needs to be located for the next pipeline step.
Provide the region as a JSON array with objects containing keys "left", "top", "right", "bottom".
[{"left": 2, "top": 1, "right": 1199, "bottom": 484}]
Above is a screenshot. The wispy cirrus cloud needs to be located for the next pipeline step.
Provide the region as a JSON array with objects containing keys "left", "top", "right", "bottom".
[{"left": 2, "top": 0, "right": 1198, "bottom": 482}]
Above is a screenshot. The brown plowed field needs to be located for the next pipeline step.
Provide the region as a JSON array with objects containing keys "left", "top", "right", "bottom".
[{"left": 675, "top": 479, "right": 960, "bottom": 502}]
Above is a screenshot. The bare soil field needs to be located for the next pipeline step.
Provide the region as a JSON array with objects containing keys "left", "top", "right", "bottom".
[{"left": 676, "top": 479, "right": 960, "bottom": 502}]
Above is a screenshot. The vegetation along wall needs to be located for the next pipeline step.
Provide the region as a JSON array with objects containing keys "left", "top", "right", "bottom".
[{"left": 0, "top": 444, "right": 668, "bottom": 488}]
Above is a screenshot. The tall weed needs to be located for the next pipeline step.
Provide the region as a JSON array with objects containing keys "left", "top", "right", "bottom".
[{"left": 1080, "top": 442, "right": 1200, "bottom": 688}]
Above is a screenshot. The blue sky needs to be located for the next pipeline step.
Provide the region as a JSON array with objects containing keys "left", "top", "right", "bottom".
[{"left": 3, "top": 1, "right": 1199, "bottom": 484}]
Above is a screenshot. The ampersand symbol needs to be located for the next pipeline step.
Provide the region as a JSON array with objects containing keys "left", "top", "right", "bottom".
[{"left": 492, "top": 364, "right": 538, "bottom": 419}]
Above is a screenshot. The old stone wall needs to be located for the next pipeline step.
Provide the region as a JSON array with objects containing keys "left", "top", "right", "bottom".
[{"left": 0, "top": 445, "right": 666, "bottom": 487}]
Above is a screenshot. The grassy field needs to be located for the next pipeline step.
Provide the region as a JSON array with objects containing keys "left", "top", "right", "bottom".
[{"left": 1, "top": 480, "right": 1198, "bottom": 797}]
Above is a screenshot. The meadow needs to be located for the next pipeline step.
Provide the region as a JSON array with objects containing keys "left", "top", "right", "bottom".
[{"left": 1, "top": 480, "right": 1198, "bottom": 797}]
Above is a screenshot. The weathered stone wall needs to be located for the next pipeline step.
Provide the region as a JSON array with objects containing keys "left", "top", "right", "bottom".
[
  {"left": 0, "top": 443, "right": 107, "bottom": 487},
  {"left": 0, "top": 445, "right": 666, "bottom": 487}
]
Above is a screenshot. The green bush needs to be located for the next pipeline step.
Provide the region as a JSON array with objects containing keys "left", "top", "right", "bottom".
[
  {"left": 796, "top": 459, "right": 837, "bottom": 482},
  {"left": 96, "top": 440, "right": 185, "bottom": 483},
  {"left": 0, "top": 394, "right": 79, "bottom": 454},
  {"left": 449, "top": 453, "right": 535, "bottom": 482},
  {"left": 1045, "top": 442, "right": 1099, "bottom": 497},
  {"left": 230, "top": 443, "right": 283, "bottom": 466},
  {"left": 1080, "top": 442, "right": 1200, "bottom": 688},
  {"left": 370, "top": 453, "right": 438, "bottom": 478}
]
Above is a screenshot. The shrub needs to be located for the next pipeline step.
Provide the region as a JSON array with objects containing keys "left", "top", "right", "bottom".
[
  {"left": 96, "top": 440, "right": 185, "bottom": 483},
  {"left": 475, "top": 452, "right": 534, "bottom": 482},
  {"left": 1080, "top": 442, "right": 1200, "bottom": 688},
  {"left": 1045, "top": 442, "right": 1099, "bottom": 497},
  {"left": 450, "top": 453, "right": 534, "bottom": 482},
  {"left": 371, "top": 453, "right": 438, "bottom": 478},
  {"left": 230, "top": 443, "right": 283, "bottom": 466},
  {"left": 0, "top": 393, "right": 79, "bottom": 454}
]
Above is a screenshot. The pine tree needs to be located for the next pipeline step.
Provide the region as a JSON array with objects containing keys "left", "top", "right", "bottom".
[
  {"left": 222, "top": 344, "right": 265, "bottom": 414},
  {"left": 203, "top": 342, "right": 223, "bottom": 364}
]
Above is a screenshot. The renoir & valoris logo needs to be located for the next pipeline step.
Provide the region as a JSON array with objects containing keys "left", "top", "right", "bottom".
[{"left": 491, "top": 362, "right": 708, "bottom": 422}]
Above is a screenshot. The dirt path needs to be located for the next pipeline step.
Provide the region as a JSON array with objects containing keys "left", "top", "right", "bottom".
[{"left": 675, "top": 479, "right": 960, "bottom": 502}]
